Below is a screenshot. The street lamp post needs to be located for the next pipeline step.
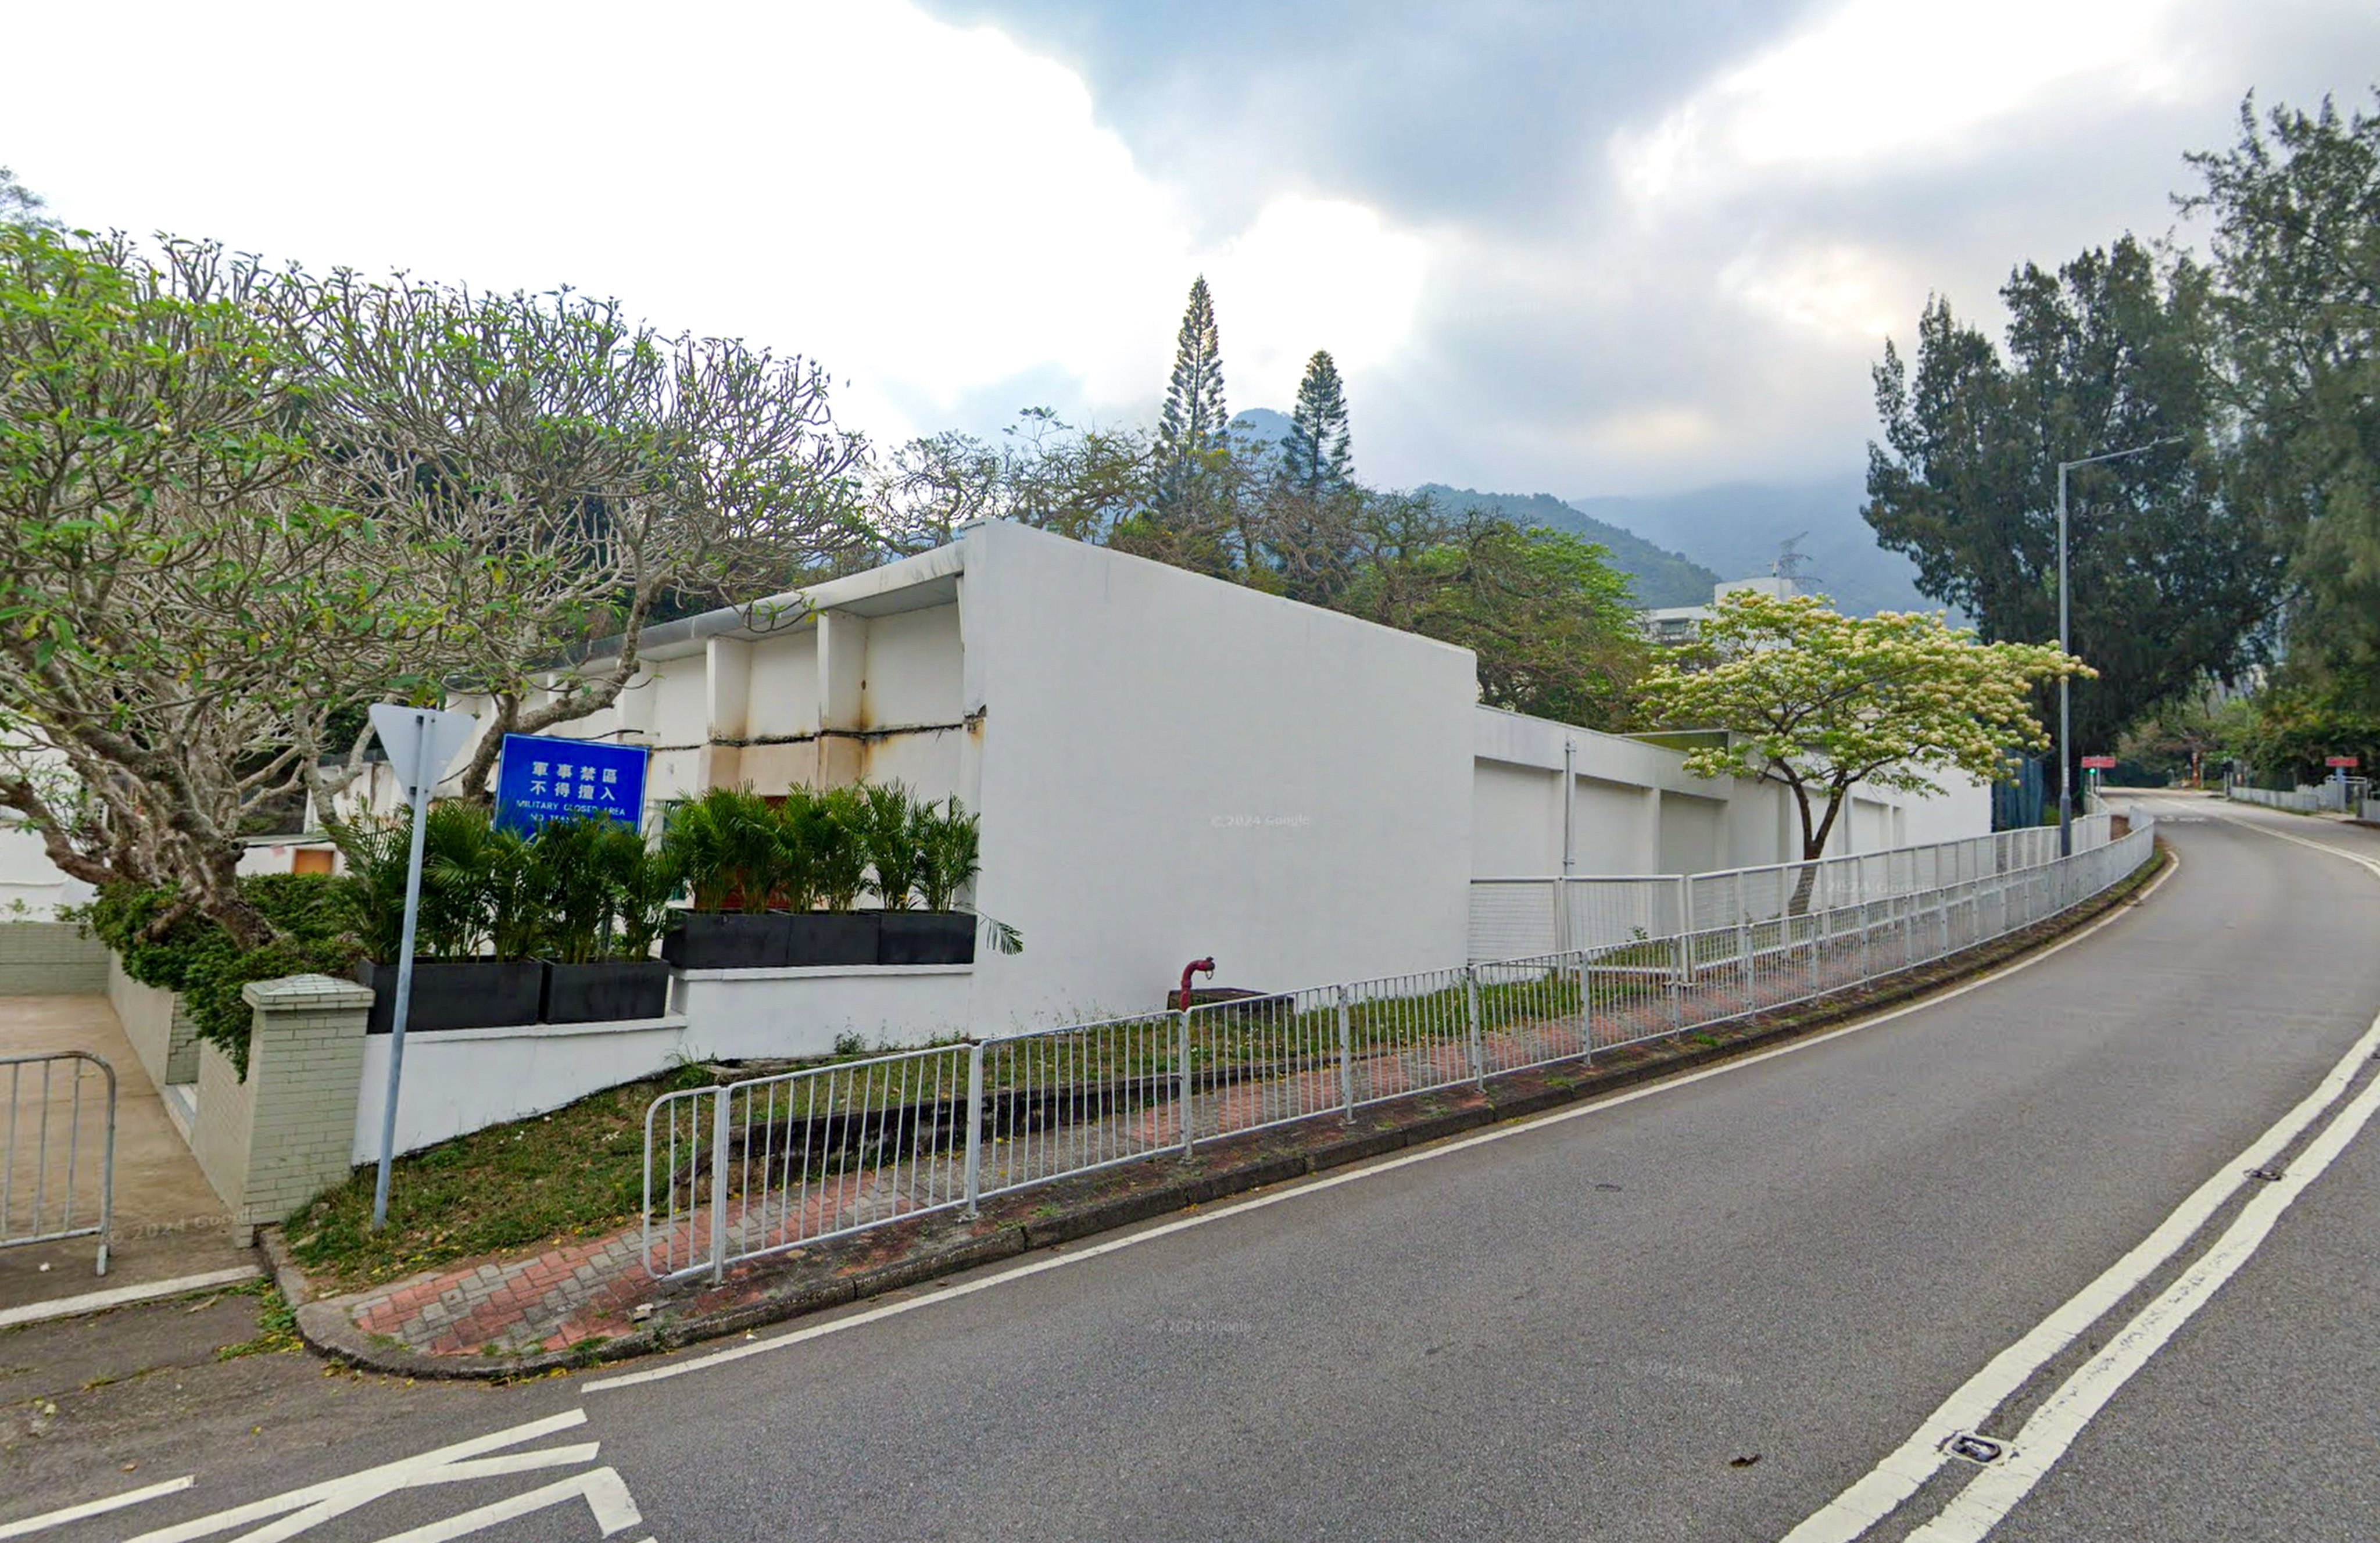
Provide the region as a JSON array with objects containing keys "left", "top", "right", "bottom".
[{"left": 2055, "top": 439, "right": 2180, "bottom": 856}]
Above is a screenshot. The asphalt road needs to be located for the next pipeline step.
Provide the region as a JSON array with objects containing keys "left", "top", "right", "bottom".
[{"left": 6, "top": 794, "right": 2378, "bottom": 1542}]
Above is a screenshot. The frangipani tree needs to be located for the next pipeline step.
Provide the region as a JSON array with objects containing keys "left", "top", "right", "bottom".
[
  {"left": 294, "top": 273, "right": 873, "bottom": 801},
  {"left": 1637, "top": 592, "right": 2091, "bottom": 888},
  {"left": 0, "top": 230, "right": 465, "bottom": 943},
  {"left": 0, "top": 224, "right": 869, "bottom": 946}
]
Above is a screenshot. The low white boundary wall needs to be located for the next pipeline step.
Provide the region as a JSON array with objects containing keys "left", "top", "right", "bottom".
[
  {"left": 673, "top": 964, "right": 975, "bottom": 1062},
  {"left": 349, "top": 964, "right": 980, "bottom": 1158},
  {"left": 353, "top": 1015, "right": 690, "bottom": 1161}
]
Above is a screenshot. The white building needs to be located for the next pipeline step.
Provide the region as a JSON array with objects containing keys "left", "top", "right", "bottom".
[
  {"left": 1641, "top": 574, "right": 1806, "bottom": 646},
  {"left": 337, "top": 520, "right": 1984, "bottom": 1057}
]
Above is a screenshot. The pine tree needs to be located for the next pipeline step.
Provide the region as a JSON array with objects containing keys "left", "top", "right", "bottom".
[
  {"left": 1283, "top": 350, "right": 1352, "bottom": 496},
  {"left": 1155, "top": 276, "right": 1227, "bottom": 509},
  {"left": 0, "top": 165, "right": 53, "bottom": 228}
]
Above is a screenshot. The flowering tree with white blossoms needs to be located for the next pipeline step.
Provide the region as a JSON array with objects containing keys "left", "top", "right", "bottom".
[{"left": 1637, "top": 592, "right": 2092, "bottom": 883}]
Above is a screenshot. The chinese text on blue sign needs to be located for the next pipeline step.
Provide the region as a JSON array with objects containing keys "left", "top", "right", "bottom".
[{"left": 493, "top": 733, "right": 650, "bottom": 836}]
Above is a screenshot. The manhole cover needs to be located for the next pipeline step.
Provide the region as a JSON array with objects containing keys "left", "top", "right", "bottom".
[{"left": 1941, "top": 1432, "right": 2010, "bottom": 1466}]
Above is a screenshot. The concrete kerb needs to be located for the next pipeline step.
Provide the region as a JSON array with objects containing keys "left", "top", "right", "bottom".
[{"left": 266, "top": 842, "right": 2176, "bottom": 1383}]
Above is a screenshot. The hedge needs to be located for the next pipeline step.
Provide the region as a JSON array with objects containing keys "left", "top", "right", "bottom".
[{"left": 78, "top": 875, "right": 361, "bottom": 1076}]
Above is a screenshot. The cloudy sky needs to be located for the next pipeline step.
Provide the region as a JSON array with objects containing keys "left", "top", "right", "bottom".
[{"left": 3, "top": 1, "right": 2372, "bottom": 496}]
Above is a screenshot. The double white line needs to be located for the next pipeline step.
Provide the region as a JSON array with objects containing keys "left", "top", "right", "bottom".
[{"left": 1786, "top": 804, "right": 2380, "bottom": 1542}]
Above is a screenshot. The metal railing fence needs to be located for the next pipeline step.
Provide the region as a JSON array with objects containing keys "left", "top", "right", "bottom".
[
  {"left": 2, "top": 1051, "right": 115, "bottom": 1276},
  {"left": 2228, "top": 781, "right": 2368, "bottom": 815},
  {"left": 645, "top": 819, "right": 2156, "bottom": 1284},
  {"left": 2227, "top": 784, "right": 2321, "bottom": 813},
  {"left": 1467, "top": 812, "right": 2111, "bottom": 964}
]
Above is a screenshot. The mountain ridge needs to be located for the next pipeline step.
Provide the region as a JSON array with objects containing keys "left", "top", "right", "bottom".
[
  {"left": 1415, "top": 485, "right": 1722, "bottom": 608},
  {"left": 1226, "top": 408, "right": 1932, "bottom": 615}
]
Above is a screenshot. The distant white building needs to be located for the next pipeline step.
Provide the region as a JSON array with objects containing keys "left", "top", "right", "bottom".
[{"left": 1641, "top": 573, "right": 1809, "bottom": 646}]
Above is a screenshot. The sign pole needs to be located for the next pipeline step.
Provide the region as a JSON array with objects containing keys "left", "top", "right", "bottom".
[{"left": 371, "top": 718, "right": 436, "bottom": 1231}]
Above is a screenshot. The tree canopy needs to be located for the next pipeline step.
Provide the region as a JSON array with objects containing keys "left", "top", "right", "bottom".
[
  {"left": 1637, "top": 592, "right": 2089, "bottom": 867},
  {"left": 293, "top": 271, "right": 870, "bottom": 797},
  {"left": 2184, "top": 91, "right": 2380, "bottom": 714},
  {"left": 872, "top": 405, "right": 1651, "bottom": 730},
  {"left": 1154, "top": 275, "right": 1228, "bottom": 524},
  {"left": 1863, "top": 235, "right": 2282, "bottom": 793},
  {"left": 0, "top": 225, "right": 866, "bottom": 941},
  {"left": 0, "top": 164, "right": 51, "bottom": 227}
]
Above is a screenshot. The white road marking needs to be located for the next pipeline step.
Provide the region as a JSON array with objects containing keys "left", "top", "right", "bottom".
[
  {"left": 586, "top": 849, "right": 2176, "bottom": 1395},
  {"left": 359, "top": 1469, "right": 642, "bottom": 1542},
  {"left": 0, "top": 1267, "right": 261, "bottom": 1330},
  {"left": 1907, "top": 1048, "right": 2380, "bottom": 1541},
  {"left": 2192, "top": 801, "right": 2380, "bottom": 880},
  {"left": 117, "top": 1409, "right": 617, "bottom": 1543},
  {"left": 1778, "top": 1006, "right": 2380, "bottom": 1543},
  {"left": 0, "top": 1477, "right": 195, "bottom": 1540},
  {"left": 1785, "top": 802, "right": 2380, "bottom": 1542}
]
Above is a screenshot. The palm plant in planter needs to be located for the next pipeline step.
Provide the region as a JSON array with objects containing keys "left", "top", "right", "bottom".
[
  {"left": 859, "top": 782, "right": 925, "bottom": 910},
  {"left": 880, "top": 793, "right": 981, "bottom": 965},
  {"left": 659, "top": 786, "right": 802, "bottom": 968},
  {"left": 533, "top": 819, "right": 674, "bottom": 1023},
  {"left": 610, "top": 836, "right": 683, "bottom": 962},
  {"left": 776, "top": 787, "right": 876, "bottom": 966},
  {"left": 813, "top": 786, "right": 873, "bottom": 914},
  {"left": 331, "top": 802, "right": 545, "bottom": 1033}
]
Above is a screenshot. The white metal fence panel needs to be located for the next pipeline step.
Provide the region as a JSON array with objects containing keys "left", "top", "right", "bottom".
[
  {"left": 643, "top": 1043, "right": 974, "bottom": 1284},
  {"left": 1472, "top": 817, "right": 2116, "bottom": 964},
  {"left": 1, "top": 1051, "right": 114, "bottom": 1276},
  {"left": 975, "top": 1011, "right": 1188, "bottom": 1200},
  {"left": 2227, "top": 784, "right": 2322, "bottom": 814}
]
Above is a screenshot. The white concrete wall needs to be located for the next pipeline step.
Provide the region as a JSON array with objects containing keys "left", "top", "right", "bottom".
[
  {"left": 330, "top": 524, "right": 1994, "bottom": 1071},
  {"left": 1895, "top": 774, "right": 1993, "bottom": 849},
  {"left": 675, "top": 966, "right": 977, "bottom": 1062},
  {"left": 0, "top": 825, "right": 88, "bottom": 918},
  {"left": 958, "top": 522, "right": 1477, "bottom": 1024},
  {"left": 352, "top": 1016, "right": 690, "bottom": 1160},
  {"left": 1469, "top": 706, "right": 1992, "bottom": 878}
]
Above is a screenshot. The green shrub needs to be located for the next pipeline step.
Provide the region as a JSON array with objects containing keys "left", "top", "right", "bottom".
[
  {"left": 606, "top": 832, "right": 682, "bottom": 960},
  {"left": 531, "top": 817, "right": 621, "bottom": 964},
  {"left": 81, "top": 885, "right": 220, "bottom": 992},
  {"left": 530, "top": 817, "right": 679, "bottom": 962},
  {"left": 80, "top": 875, "right": 361, "bottom": 1075},
  {"left": 333, "top": 803, "right": 544, "bottom": 961},
  {"left": 771, "top": 788, "right": 838, "bottom": 912},
  {"left": 656, "top": 781, "right": 978, "bottom": 917}
]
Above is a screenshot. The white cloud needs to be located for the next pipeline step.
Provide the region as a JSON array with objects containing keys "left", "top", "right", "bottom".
[
  {"left": 1719, "top": 242, "right": 1914, "bottom": 342},
  {"left": 0, "top": 0, "right": 1429, "bottom": 441},
  {"left": 1612, "top": 0, "right": 2190, "bottom": 203},
  {"left": 1203, "top": 197, "right": 1431, "bottom": 409},
  {"left": 1582, "top": 407, "right": 1720, "bottom": 459}
]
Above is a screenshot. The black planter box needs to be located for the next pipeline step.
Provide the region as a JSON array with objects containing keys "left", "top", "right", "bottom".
[
  {"left": 785, "top": 911, "right": 881, "bottom": 967},
  {"left": 540, "top": 960, "right": 671, "bottom": 1024},
  {"left": 661, "top": 913, "right": 791, "bottom": 970},
  {"left": 877, "top": 911, "right": 976, "bottom": 966},
  {"left": 351, "top": 959, "right": 545, "bottom": 1034}
]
